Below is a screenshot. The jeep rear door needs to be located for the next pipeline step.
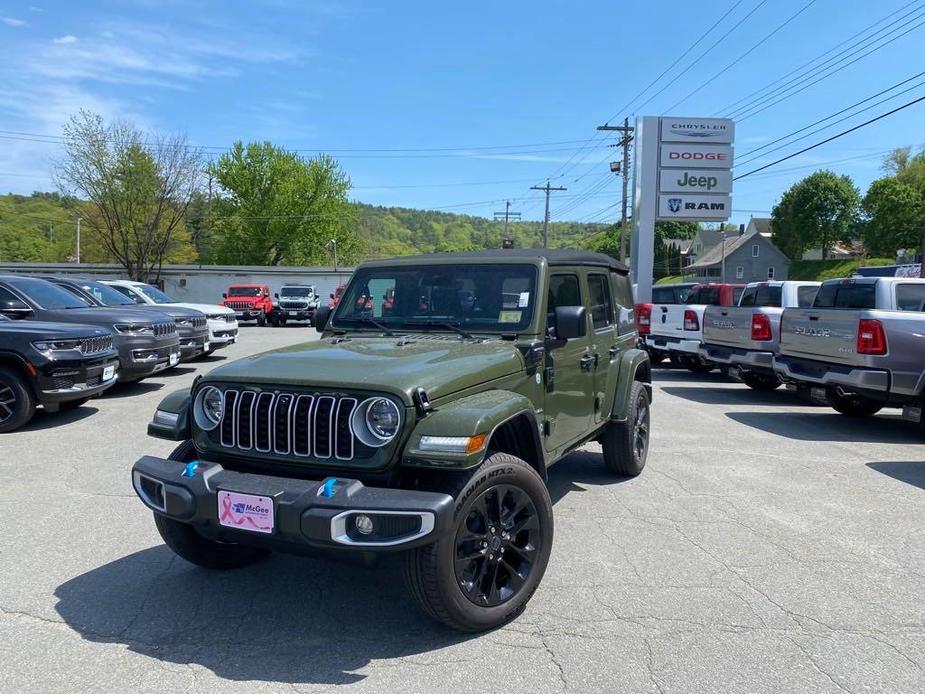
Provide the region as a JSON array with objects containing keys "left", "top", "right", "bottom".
[{"left": 544, "top": 272, "right": 594, "bottom": 450}]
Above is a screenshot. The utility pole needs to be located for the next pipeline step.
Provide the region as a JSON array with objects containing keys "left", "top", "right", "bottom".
[
  {"left": 530, "top": 180, "right": 567, "bottom": 248},
  {"left": 493, "top": 200, "right": 521, "bottom": 243},
  {"left": 598, "top": 118, "right": 634, "bottom": 263},
  {"left": 329, "top": 238, "right": 338, "bottom": 272},
  {"left": 75, "top": 216, "right": 81, "bottom": 264}
]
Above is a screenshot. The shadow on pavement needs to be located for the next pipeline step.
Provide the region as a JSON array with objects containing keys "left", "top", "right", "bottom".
[
  {"left": 104, "top": 381, "right": 164, "bottom": 398},
  {"left": 546, "top": 450, "right": 633, "bottom": 505},
  {"left": 22, "top": 405, "right": 99, "bottom": 431},
  {"left": 867, "top": 462, "right": 925, "bottom": 491},
  {"left": 662, "top": 385, "right": 812, "bottom": 407},
  {"left": 651, "top": 369, "right": 731, "bottom": 385},
  {"left": 726, "top": 411, "right": 922, "bottom": 444},
  {"left": 54, "top": 548, "right": 473, "bottom": 685}
]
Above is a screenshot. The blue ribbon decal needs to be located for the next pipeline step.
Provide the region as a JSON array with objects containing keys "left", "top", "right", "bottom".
[
  {"left": 182, "top": 461, "right": 200, "bottom": 478},
  {"left": 320, "top": 478, "right": 337, "bottom": 497}
]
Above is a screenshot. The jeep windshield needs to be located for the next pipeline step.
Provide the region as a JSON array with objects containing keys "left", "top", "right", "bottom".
[
  {"left": 280, "top": 287, "right": 312, "bottom": 297},
  {"left": 228, "top": 287, "right": 262, "bottom": 297},
  {"left": 135, "top": 283, "right": 177, "bottom": 304},
  {"left": 332, "top": 264, "right": 537, "bottom": 334}
]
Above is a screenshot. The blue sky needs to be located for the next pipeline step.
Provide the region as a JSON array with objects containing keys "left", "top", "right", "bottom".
[{"left": 0, "top": 0, "right": 923, "bottom": 228}]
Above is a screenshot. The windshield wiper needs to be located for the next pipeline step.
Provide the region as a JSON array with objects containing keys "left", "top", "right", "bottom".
[
  {"left": 402, "top": 320, "right": 473, "bottom": 339},
  {"left": 353, "top": 316, "right": 395, "bottom": 336}
]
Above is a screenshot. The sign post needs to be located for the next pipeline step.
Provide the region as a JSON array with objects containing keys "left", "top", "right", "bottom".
[{"left": 631, "top": 116, "right": 735, "bottom": 302}]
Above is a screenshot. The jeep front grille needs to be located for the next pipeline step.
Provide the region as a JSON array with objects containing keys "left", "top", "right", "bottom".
[
  {"left": 227, "top": 301, "right": 254, "bottom": 310},
  {"left": 80, "top": 335, "right": 113, "bottom": 355},
  {"left": 192, "top": 316, "right": 207, "bottom": 328},
  {"left": 154, "top": 322, "right": 176, "bottom": 337},
  {"left": 219, "top": 390, "right": 358, "bottom": 460}
]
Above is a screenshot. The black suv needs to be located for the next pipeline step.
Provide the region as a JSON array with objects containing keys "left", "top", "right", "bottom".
[
  {"left": 0, "top": 275, "right": 180, "bottom": 383},
  {"left": 0, "top": 313, "right": 120, "bottom": 432},
  {"left": 43, "top": 277, "right": 210, "bottom": 362}
]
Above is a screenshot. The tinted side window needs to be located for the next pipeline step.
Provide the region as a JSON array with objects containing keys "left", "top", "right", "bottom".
[
  {"left": 739, "top": 287, "right": 757, "bottom": 307},
  {"left": 896, "top": 283, "right": 925, "bottom": 312},
  {"left": 797, "top": 285, "right": 818, "bottom": 307},
  {"left": 0, "top": 286, "right": 19, "bottom": 303},
  {"left": 689, "top": 287, "right": 721, "bottom": 305},
  {"left": 587, "top": 274, "right": 614, "bottom": 330},
  {"left": 547, "top": 274, "right": 581, "bottom": 332},
  {"left": 110, "top": 285, "right": 145, "bottom": 304}
]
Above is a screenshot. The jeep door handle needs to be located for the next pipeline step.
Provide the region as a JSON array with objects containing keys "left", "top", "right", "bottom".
[
  {"left": 580, "top": 354, "right": 597, "bottom": 371},
  {"left": 608, "top": 346, "right": 620, "bottom": 358}
]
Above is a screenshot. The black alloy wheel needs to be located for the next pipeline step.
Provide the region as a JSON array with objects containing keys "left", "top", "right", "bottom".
[
  {"left": 0, "top": 367, "right": 35, "bottom": 433},
  {"left": 454, "top": 484, "right": 541, "bottom": 607},
  {"left": 633, "top": 390, "right": 650, "bottom": 463}
]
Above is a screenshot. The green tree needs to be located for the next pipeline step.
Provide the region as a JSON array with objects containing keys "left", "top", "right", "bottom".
[
  {"left": 771, "top": 170, "right": 860, "bottom": 260},
  {"left": 861, "top": 177, "right": 924, "bottom": 257},
  {"left": 207, "top": 142, "right": 356, "bottom": 266},
  {"left": 54, "top": 110, "right": 202, "bottom": 280}
]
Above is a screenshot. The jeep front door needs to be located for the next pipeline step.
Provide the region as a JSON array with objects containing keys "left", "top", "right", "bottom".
[{"left": 544, "top": 273, "right": 594, "bottom": 451}]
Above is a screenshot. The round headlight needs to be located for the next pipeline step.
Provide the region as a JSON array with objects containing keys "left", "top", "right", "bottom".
[
  {"left": 194, "top": 386, "right": 224, "bottom": 431},
  {"left": 352, "top": 397, "right": 401, "bottom": 447}
]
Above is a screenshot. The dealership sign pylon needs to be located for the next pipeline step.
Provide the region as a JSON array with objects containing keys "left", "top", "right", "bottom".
[{"left": 631, "top": 116, "right": 735, "bottom": 302}]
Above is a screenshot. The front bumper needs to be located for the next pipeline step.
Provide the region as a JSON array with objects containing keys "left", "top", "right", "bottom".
[
  {"left": 646, "top": 334, "right": 700, "bottom": 355},
  {"left": 119, "top": 340, "right": 181, "bottom": 379},
  {"left": 700, "top": 344, "right": 774, "bottom": 373},
  {"left": 36, "top": 355, "right": 120, "bottom": 407},
  {"left": 179, "top": 328, "right": 211, "bottom": 359},
  {"left": 132, "top": 456, "right": 454, "bottom": 552},
  {"left": 773, "top": 355, "right": 890, "bottom": 393},
  {"left": 279, "top": 307, "right": 316, "bottom": 321}
]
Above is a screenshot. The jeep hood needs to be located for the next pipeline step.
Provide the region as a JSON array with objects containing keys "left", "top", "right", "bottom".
[{"left": 204, "top": 337, "right": 524, "bottom": 403}]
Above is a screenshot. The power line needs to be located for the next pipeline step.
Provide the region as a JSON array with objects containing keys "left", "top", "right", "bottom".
[
  {"left": 731, "top": 8, "right": 925, "bottom": 121},
  {"left": 733, "top": 93, "right": 925, "bottom": 180},
  {"left": 530, "top": 181, "right": 568, "bottom": 247},
  {"left": 604, "top": 0, "right": 745, "bottom": 121},
  {"left": 735, "top": 71, "right": 925, "bottom": 167},
  {"left": 631, "top": 0, "right": 769, "bottom": 114},
  {"left": 716, "top": 0, "right": 925, "bottom": 116},
  {"left": 662, "top": 0, "right": 820, "bottom": 114}
]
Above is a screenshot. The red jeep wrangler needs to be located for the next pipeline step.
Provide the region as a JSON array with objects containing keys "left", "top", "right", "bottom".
[{"left": 222, "top": 283, "right": 273, "bottom": 327}]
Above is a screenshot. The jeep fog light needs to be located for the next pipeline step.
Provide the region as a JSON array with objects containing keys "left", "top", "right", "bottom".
[
  {"left": 419, "top": 434, "right": 487, "bottom": 454},
  {"left": 352, "top": 397, "right": 401, "bottom": 447},
  {"left": 354, "top": 515, "right": 374, "bottom": 535}
]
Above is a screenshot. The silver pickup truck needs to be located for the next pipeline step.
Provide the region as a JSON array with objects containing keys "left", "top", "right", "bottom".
[
  {"left": 699, "top": 281, "right": 820, "bottom": 390},
  {"left": 774, "top": 277, "right": 925, "bottom": 426}
]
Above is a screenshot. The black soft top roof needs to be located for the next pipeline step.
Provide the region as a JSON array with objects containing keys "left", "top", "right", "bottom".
[{"left": 363, "top": 249, "right": 628, "bottom": 273}]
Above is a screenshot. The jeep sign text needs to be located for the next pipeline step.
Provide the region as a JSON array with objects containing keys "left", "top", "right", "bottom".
[
  {"left": 659, "top": 169, "right": 732, "bottom": 194},
  {"left": 659, "top": 144, "right": 734, "bottom": 169}
]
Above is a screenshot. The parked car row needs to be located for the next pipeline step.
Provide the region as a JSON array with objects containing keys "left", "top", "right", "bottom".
[
  {"left": 637, "top": 277, "right": 925, "bottom": 433},
  {"left": 0, "top": 275, "right": 239, "bottom": 433},
  {"left": 220, "top": 282, "right": 325, "bottom": 327}
]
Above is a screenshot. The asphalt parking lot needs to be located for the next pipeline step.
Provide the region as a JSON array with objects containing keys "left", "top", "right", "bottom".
[{"left": 2, "top": 326, "right": 924, "bottom": 693}]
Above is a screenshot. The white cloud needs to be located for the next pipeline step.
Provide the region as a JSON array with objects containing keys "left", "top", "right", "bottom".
[
  {"left": 52, "top": 34, "right": 77, "bottom": 44},
  {"left": 1, "top": 17, "right": 28, "bottom": 27}
]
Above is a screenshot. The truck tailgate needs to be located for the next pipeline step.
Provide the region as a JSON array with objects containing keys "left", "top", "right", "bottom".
[
  {"left": 702, "top": 306, "right": 754, "bottom": 348},
  {"left": 779, "top": 308, "right": 861, "bottom": 365},
  {"left": 649, "top": 304, "right": 687, "bottom": 339}
]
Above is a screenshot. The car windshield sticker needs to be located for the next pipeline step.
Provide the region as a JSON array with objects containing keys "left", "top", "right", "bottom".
[
  {"left": 499, "top": 310, "right": 522, "bottom": 323},
  {"left": 518, "top": 291, "right": 530, "bottom": 308}
]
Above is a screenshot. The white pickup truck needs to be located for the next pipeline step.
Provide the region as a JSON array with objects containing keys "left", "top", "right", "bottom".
[
  {"left": 640, "top": 283, "right": 744, "bottom": 373},
  {"left": 774, "top": 277, "right": 925, "bottom": 426},
  {"left": 699, "top": 281, "right": 820, "bottom": 390}
]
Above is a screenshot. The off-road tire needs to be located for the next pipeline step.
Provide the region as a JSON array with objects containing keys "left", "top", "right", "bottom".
[
  {"left": 686, "top": 356, "right": 714, "bottom": 374},
  {"left": 256, "top": 312, "right": 267, "bottom": 327},
  {"left": 600, "top": 381, "right": 650, "bottom": 477},
  {"left": 403, "top": 453, "right": 553, "bottom": 632},
  {"left": 741, "top": 372, "right": 781, "bottom": 391},
  {"left": 153, "top": 440, "right": 271, "bottom": 570},
  {"left": 826, "top": 389, "right": 883, "bottom": 417},
  {"left": 59, "top": 397, "right": 90, "bottom": 410},
  {"left": 0, "top": 366, "right": 35, "bottom": 433}
]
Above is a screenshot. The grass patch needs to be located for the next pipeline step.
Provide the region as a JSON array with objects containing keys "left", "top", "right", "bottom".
[
  {"left": 788, "top": 257, "right": 895, "bottom": 281},
  {"left": 655, "top": 275, "right": 685, "bottom": 285}
]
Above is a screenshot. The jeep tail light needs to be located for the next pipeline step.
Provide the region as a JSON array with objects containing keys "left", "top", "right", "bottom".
[
  {"left": 635, "top": 303, "right": 652, "bottom": 335},
  {"left": 751, "top": 313, "right": 772, "bottom": 342},
  {"left": 683, "top": 309, "right": 699, "bottom": 331},
  {"left": 857, "top": 319, "right": 887, "bottom": 355}
]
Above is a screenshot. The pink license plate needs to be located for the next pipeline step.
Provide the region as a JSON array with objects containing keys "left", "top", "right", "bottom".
[{"left": 217, "top": 490, "right": 274, "bottom": 534}]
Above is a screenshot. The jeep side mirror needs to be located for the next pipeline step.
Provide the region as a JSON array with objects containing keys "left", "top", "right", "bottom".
[
  {"left": 554, "top": 306, "right": 587, "bottom": 340},
  {"left": 0, "top": 298, "right": 33, "bottom": 319},
  {"left": 314, "top": 305, "right": 331, "bottom": 333},
  {"left": 330, "top": 293, "right": 335, "bottom": 299},
  {"left": 274, "top": 293, "right": 279, "bottom": 299},
  {"left": 222, "top": 292, "right": 227, "bottom": 299}
]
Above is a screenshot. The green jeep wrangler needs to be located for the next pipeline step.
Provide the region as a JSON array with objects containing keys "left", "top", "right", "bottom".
[{"left": 132, "top": 250, "right": 651, "bottom": 631}]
